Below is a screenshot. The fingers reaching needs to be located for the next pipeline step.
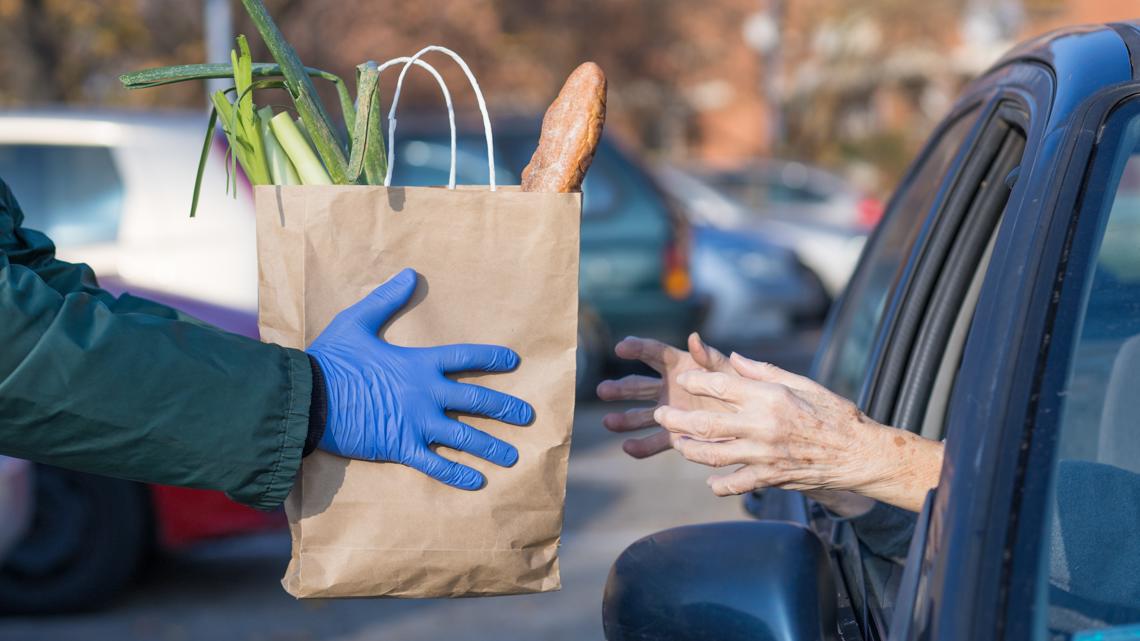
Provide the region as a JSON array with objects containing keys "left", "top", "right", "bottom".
[
  {"left": 671, "top": 436, "right": 748, "bottom": 468},
  {"left": 613, "top": 336, "right": 678, "bottom": 374},
  {"left": 673, "top": 370, "right": 754, "bottom": 407},
  {"left": 688, "top": 332, "right": 730, "bottom": 372},
  {"left": 621, "top": 430, "right": 672, "bottom": 459},
  {"left": 654, "top": 405, "right": 747, "bottom": 440},
  {"left": 729, "top": 352, "right": 822, "bottom": 393},
  {"left": 596, "top": 375, "right": 662, "bottom": 402},
  {"left": 602, "top": 407, "right": 657, "bottom": 433},
  {"left": 706, "top": 467, "right": 766, "bottom": 497}
]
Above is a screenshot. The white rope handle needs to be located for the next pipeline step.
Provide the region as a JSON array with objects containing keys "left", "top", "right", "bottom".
[
  {"left": 376, "top": 57, "right": 456, "bottom": 188},
  {"left": 385, "top": 45, "right": 496, "bottom": 191}
]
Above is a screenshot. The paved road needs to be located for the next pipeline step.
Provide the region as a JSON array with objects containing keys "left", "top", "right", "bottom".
[{"left": 0, "top": 403, "right": 746, "bottom": 641}]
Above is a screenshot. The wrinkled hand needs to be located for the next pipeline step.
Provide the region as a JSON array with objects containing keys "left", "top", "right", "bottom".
[
  {"left": 307, "top": 268, "right": 534, "bottom": 490},
  {"left": 655, "top": 352, "right": 879, "bottom": 496},
  {"left": 596, "top": 333, "right": 733, "bottom": 458},
  {"left": 654, "top": 353, "right": 942, "bottom": 512}
]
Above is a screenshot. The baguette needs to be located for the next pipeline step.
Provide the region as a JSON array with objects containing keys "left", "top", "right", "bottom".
[{"left": 521, "top": 62, "right": 607, "bottom": 193}]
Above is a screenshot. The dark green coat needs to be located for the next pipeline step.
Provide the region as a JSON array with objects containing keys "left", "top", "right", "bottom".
[{"left": 0, "top": 180, "right": 310, "bottom": 510}]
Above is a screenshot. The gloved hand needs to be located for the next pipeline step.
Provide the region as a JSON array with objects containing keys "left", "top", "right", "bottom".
[{"left": 307, "top": 268, "right": 534, "bottom": 490}]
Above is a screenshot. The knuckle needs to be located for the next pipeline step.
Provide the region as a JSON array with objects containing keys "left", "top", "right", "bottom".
[
  {"left": 706, "top": 373, "right": 729, "bottom": 396},
  {"left": 693, "top": 415, "right": 718, "bottom": 439},
  {"left": 704, "top": 449, "right": 727, "bottom": 467},
  {"left": 778, "top": 386, "right": 797, "bottom": 404}
]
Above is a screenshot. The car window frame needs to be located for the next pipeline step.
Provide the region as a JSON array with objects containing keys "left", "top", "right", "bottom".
[
  {"left": 811, "top": 92, "right": 994, "bottom": 639},
  {"left": 860, "top": 98, "right": 1026, "bottom": 422},
  {"left": 843, "top": 95, "right": 1031, "bottom": 641},
  {"left": 826, "top": 60, "right": 1062, "bottom": 641},
  {"left": 1002, "top": 91, "right": 1140, "bottom": 641},
  {"left": 883, "top": 103, "right": 1029, "bottom": 432},
  {"left": 910, "top": 59, "right": 1138, "bottom": 641},
  {"left": 811, "top": 97, "right": 988, "bottom": 402}
]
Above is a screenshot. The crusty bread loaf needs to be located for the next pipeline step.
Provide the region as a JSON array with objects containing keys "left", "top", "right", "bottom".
[{"left": 521, "top": 62, "right": 607, "bottom": 193}]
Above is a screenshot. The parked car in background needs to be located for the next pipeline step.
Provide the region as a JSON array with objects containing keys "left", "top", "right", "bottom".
[
  {"left": 700, "top": 159, "right": 884, "bottom": 229},
  {"left": 605, "top": 22, "right": 1140, "bottom": 641},
  {"left": 660, "top": 161, "right": 875, "bottom": 297},
  {"left": 0, "top": 457, "right": 31, "bottom": 563},
  {"left": 688, "top": 225, "right": 828, "bottom": 346},
  {"left": 655, "top": 164, "right": 830, "bottom": 347}
]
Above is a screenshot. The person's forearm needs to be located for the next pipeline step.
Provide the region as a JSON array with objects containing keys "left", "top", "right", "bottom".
[
  {"left": 804, "top": 490, "right": 877, "bottom": 517},
  {"left": 0, "top": 261, "right": 312, "bottom": 510},
  {"left": 847, "top": 423, "right": 944, "bottom": 513}
]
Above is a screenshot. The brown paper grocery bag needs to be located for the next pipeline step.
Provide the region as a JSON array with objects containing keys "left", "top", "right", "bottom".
[{"left": 255, "top": 184, "right": 580, "bottom": 597}]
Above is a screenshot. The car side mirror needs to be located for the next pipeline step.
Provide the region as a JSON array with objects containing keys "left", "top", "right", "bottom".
[{"left": 603, "top": 520, "right": 837, "bottom": 641}]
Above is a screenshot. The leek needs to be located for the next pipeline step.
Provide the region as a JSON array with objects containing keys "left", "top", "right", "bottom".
[
  {"left": 346, "top": 61, "right": 384, "bottom": 183},
  {"left": 119, "top": 62, "right": 356, "bottom": 128},
  {"left": 258, "top": 107, "right": 300, "bottom": 185},
  {"left": 239, "top": 0, "right": 349, "bottom": 183},
  {"left": 271, "top": 112, "right": 331, "bottom": 185}
]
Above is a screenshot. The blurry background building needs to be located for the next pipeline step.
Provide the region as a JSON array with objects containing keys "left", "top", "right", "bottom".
[{"left": 1, "top": 0, "right": 1136, "bottom": 195}]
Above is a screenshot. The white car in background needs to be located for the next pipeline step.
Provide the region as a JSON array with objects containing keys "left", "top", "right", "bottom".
[
  {"left": 0, "top": 110, "right": 258, "bottom": 311},
  {"left": 658, "top": 162, "right": 873, "bottom": 297}
]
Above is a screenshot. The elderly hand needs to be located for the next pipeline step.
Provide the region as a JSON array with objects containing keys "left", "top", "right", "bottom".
[
  {"left": 655, "top": 352, "right": 943, "bottom": 512},
  {"left": 596, "top": 333, "right": 733, "bottom": 458}
]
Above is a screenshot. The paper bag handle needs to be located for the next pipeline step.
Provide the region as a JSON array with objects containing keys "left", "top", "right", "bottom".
[
  {"left": 376, "top": 57, "right": 457, "bottom": 189},
  {"left": 385, "top": 45, "right": 497, "bottom": 191}
]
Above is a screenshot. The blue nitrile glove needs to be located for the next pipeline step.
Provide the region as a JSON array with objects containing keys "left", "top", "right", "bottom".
[{"left": 306, "top": 268, "right": 534, "bottom": 490}]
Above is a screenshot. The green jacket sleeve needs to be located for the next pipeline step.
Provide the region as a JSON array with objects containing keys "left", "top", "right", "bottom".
[{"left": 0, "top": 179, "right": 310, "bottom": 510}]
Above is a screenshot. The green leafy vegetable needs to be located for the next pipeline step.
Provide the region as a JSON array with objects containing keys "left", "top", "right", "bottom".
[
  {"left": 259, "top": 107, "right": 300, "bottom": 185},
  {"left": 270, "top": 112, "right": 332, "bottom": 185},
  {"left": 189, "top": 107, "right": 220, "bottom": 217},
  {"left": 121, "top": 0, "right": 398, "bottom": 213},
  {"left": 239, "top": 0, "right": 349, "bottom": 183},
  {"left": 346, "top": 62, "right": 383, "bottom": 183}
]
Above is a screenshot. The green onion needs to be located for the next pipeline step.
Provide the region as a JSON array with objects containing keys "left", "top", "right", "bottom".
[
  {"left": 229, "top": 36, "right": 271, "bottom": 185},
  {"left": 258, "top": 107, "right": 300, "bottom": 185},
  {"left": 270, "top": 112, "right": 331, "bottom": 185},
  {"left": 121, "top": 0, "right": 399, "bottom": 210},
  {"left": 239, "top": 0, "right": 349, "bottom": 183},
  {"left": 346, "top": 61, "right": 384, "bottom": 183}
]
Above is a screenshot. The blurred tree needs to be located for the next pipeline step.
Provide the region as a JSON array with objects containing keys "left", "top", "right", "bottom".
[
  {"left": 5, "top": 0, "right": 1134, "bottom": 194},
  {"left": 0, "top": 0, "right": 204, "bottom": 107}
]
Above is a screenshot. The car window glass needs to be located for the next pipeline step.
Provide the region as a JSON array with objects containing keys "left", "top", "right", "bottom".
[
  {"left": 580, "top": 151, "right": 620, "bottom": 217},
  {"left": 0, "top": 145, "right": 123, "bottom": 245},
  {"left": 391, "top": 134, "right": 624, "bottom": 220},
  {"left": 390, "top": 139, "right": 516, "bottom": 186},
  {"left": 816, "top": 108, "right": 980, "bottom": 400},
  {"left": 1035, "top": 108, "right": 1140, "bottom": 640}
]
